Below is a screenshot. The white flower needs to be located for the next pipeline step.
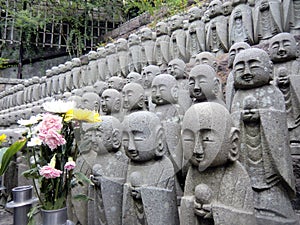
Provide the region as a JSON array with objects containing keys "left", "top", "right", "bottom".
[
  {"left": 42, "top": 100, "right": 76, "bottom": 113},
  {"left": 27, "top": 136, "right": 42, "bottom": 147},
  {"left": 18, "top": 115, "right": 43, "bottom": 126}
]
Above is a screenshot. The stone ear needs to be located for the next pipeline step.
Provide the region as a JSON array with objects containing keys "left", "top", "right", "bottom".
[
  {"left": 94, "top": 101, "right": 100, "bottom": 112},
  {"left": 155, "top": 128, "right": 166, "bottom": 157},
  {"left": 212, "top": 61, "right": 218, "bottom": 72},
  {"left": 137, "top": 95, "right": 145, "bottom": 108},
  {"left": 171, "top": 85, "right": 179, "bottom": 101},
  {"left": 228, "top": 127, "right": 240, "bottom": 162},
  {"left": 114, "top": 98, "right": 121, "bottom": 111},
  {"left": 213, "top": 78, "right": 221, "bottom": 95},
  {"left": 112, "top": 129, "right": 121, "bottom": 149}
]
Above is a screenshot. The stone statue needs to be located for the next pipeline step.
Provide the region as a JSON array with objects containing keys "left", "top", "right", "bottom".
[
  {"left": 93, "top": 81, "right": 108, "bottom": 98},
  {"left": 87, "top": 50, "right": 99, "bottom": 85},
  {"left": 122, "top": 83, "right": 147, "bottom": 114},
  {"left": 108, "top": 76, "right": 125, "bottom": 92},
  {"left": 231, "top": 48, "right": 297, "bottom": 224},
  {"left": 96, "top": 47, "right": 108, "bottom": 81},
  {"left": 57, "top": 64, "right": 67, "bottom": 95},
  {"left": 154, "top": 21, "right": 171, "bottom": 72},
  {"left": 186, "top": 7, "right": 206, "bottom": 60},
  {"left": 106, "top": 43, "right": 120, "bottom": 78},
  {"left": 122, "top": 111, "right": 179, "bottom": 225},
  {"left": 64, "top": 61, "right": 73, "bottom": 92},
  {"left": 253, "top": 0, "right": 282, "bottom": 43},
  {"left": 101, "top": 88, "right": 123, "bottom": 120},
  {"left": 206, "top": 0, "right": 228, "bottom": 56},
  {"left": 80, "top": 55, "right": 90, "bottom": 87},
  {"left": 189, "top": 64, "right": 224, "bottom": 106},
  {"left": 180, "top": 102, "right": 256, "bottom": 225},
  {"left": 50, "top": 66, "right": 60, "bottom": 98},
  {"left": 141, "top": 65, "right": 161, "bottom": 111},
  {"left": 71, "top": 57, "right": 82, "bottom": 89},
  {"left": 128, "top": 33, "right": 142, "bottom": 73},
  {"left": 140, "top": 27, "right": 155, "bottom": 68},
  {"left": 222, "top": 1, "right": 233, "bottom": 17},
  {"left": 225, "top": 42, "right": 250, "bottom": 111},
  {"left": 116, "top": 38, "right": 130, "bottom": 78},
  {"left": 229, "top": 0, "right": 254, "bottom": 46},
  {"left": 168, "top": 58, "right": 192, "bottom": 112},
  {"left": 269, "top": 33, "right": 300, "bottom": 78},
  {"left": 89, "top": 116, "right": 128, "bottom": 225},
  {"left": 126, "top": 72, "right": 142, "bottom": 85},
  {"left": 194, "top": 52, "right": 218, "bottom": 72},
  {"left": 283, "top": 0, "right": 300, "bottom": 34},
  {"left": 15, "top": 84, "right": 25, "bottom": 106},
  {"left": 81, "top": 92, "right": 101, "bottom": 112},
  {"left": 169, "top": 14, "right": 188, "bottom": 62}
]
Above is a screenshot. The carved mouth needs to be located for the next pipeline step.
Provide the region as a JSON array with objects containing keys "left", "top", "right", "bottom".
[
  {"left": 128, "top": 150, "right": 138, "bottom": 158},
  {"left": 193, "top": 153, "right": 204, "bottom": 162},
  {"left": 193, "top": 89, "right": 202, "bottom": 96},
  {"left": 242, "top": 74, "right": 254, "bottom": 82}
]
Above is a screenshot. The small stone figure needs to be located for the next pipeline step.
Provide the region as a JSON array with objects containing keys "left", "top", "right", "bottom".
[
  {"left": 122, "top": 83, "right": 147, "bottom": 114},
  {"left": 96, "top": 47, "right": 108, "bottom": 81},
  {"left": 93, "top": 81, "right": 108, "bottom": 98},
  {"left": 89, "top": 116, "right": 128, "bottom": 225},
  {"left": 106, "top": 43, "right": 120, "bottom": 78},
  {"left": 231, "top": 48, "right": 297, "bottom": 224},
  {"left": 283, "top": 0, "right": 300, "bottom": 35},
  {"left": 81, "top": 92, "right": 101, "bottom": 112},
  {"left": 253, "top": 0, "right": 282, "bottom": 43},
  {"left": 116, "top": 38, "right": 130, "bottom": 78},
  {"left": 71, "top": 57, "right": 82, "bottom": 89},
  {"left": 64, "top": 61, "right": 73, "bottom": 92},
  {"left": 188, "top": 65, "right": 224, "bottom": 106},
  {"left": 186, "top": 7, "right": 206, "bottom": 60},
  {"left": 206, "top": 0, "right": 228, "bottom": 56},
  {"left": 169, "top": 15, "right": 188, "bottom": 62},
  {"left": 225, "top": 42, "right": 250, "bottom": 111},
  {"left": 229, "top": 0, "right": 254, "bottom": 46},
  {"left": 194, "top": 52, "right": 218, "bottom": 72},
  {"left": 101, "top": 88, "right": 123, "bottom": 120},
  {"left": 122, "top": 111, "right": 179, "bottom": 225},
  {"left": 80, "top": 55, "right": 90, "bottom": 87},
  {"left": 154, "top": 21, "right": 171, "bottom": 72},
  {"left": 168, "top": 58, "right": 192, "bottom": 112},
  {"left": 87, "top": 50, "right": 99, "bottom": 85},
  {"left": 180, "top": 102, "right": 256, "bottom": 225},
  {"left": 222, "top": 1, "right": 233, "bottom": 17},
  {"left": 126, "top": 72, "right": 142, "bottom": 85},
  {"left": 128, "top": 33, "right": 142, "bottom": 73},
  {"left": 140, "top": 27, "right": 155, "bottom": 68},
  {"left": 108, "top": 76, "right": 125, "bottom": 92}
]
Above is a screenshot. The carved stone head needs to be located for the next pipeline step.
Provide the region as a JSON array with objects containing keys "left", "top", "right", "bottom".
[
  {"left": 122, "top": 111, "right": 166, "bottom": 162},
  {"left": 156, "top": 22, "right": 169, "bottom": 36},
  {"left": 140, "top": 27, "right": 153, "bottom": 41},
  {"left": 151, "top": 74, "right": 178, "bottom": 105},
  {"left": 188, "top": 6, "right": 203, "bottom": 22},
  {"left": 233, "top": 48, "right": 273, "bottom": 89},
  {"left": 222, "top": 1, "right": 233, "bottom": 16},
  {"left": 167, "top": 58, "right": 187, "bottom": 79},
  {"left": 105, "top": 43, "right": 117, "bottom": 55},
  {"left": 115, "top": 38, "right": 128, "bottom": 51},
  {"left": 81, "top": 92, "right": 101, "bottom": 112},
  {"left": 228, "top": 42, "right": 251, "bottom": 68},
  {"left": 170, "top": 15, "right": 184, "bottom": 31},
  {"left": 141, "top": 65, "right": 161, "bottom": 89},
  {"left": 101, "top": 88, "right": 122, "bottom": 115},
  {"left": 97, "top": 47, "right": 107, "bottom": 58},
  {"left": 195, "top": 52, "right": 217, "bottom": 71},
  {"left": 122, "top": 83, "right": 145, "bottom": 111},
  {"left": 128, "top": 33, "right": 140, "bottom": 47},
  {"left": 126, "top": 72, "right": 142, "bottom": 84},
  {"left": 93, "top": 81, "right": 108, "bottom": 96},
  {"left": 208, "top": 0, "right": 223, "bottom": 18},
  {"left": 182, "top": 102, "right": 240, "bottom": 171},
  {"left": 108, "top": 76, "right": 125, "bottom": 92}
]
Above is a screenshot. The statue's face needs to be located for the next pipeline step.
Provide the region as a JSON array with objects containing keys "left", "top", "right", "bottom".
[
  {"left": 127, "top": 72, "right": 142, "bottom": 84},
  {"left": 80, "top": 124, "right": 113, "bottom": 155},
  {"left": 182, "top": 110, "right": 225, "bottom": 171},
  {"left": 189, "top": 68, "right": 215, "bottom": 101},
  {"left": 228, "top": 42, "right": 250, "bottom": 68},
  {"left": 81, "top": 93, "right": 99, "bottom": 111},
  {"left": 242, "top": 96, "right": 260, "bottom": 123},
  {"left": 234, "top": 49, "right": 272, "bottom": 89},
  {"left": 195, "top": 53, "right": 216, "bottom": 68},
  {"left": 142, "top": 67, "right": 156, "bottom": 88},
  {"left": 108, "top": 77, "right": 124, "bottom": 91},
  {"left": 188, "top": 7, "right": 201, "bottom": 21},
  {"left": 167, "top": 60, "right": 185, "bottom": 79},
  {"left": 259, "top": 0, "right": 269, "bottom": 11},
  {"left": 122, "top": 117, "right": 158, "bottom": 162},
  {"left": 101, "top": 91, "right": 120, "bottom": 114},
  {"left": 269, "top": 33, "right": 297, "bottom": 62},
  {"left": 122, "top": 85, "right": 143, "bottom": 110},
  {"left": 170, "top": 15, "right": 182, "bottom": 30},
  {"left": 151, "top": 78, "right": 174, "bottom": 105},
  {"left": 222, "top": 1, "right": 233, "bottom": 16},
  {"left": 105, "top": 44, "right": 116, "bottom": 54},
  {"left": 208, "top": 0, "right": 222, "bottom": 17},
  {"left": 116, "top": 39, "right": 127, "bottom": 51},
  {"left": 156, "top": 22, "right": 167, "bottom": 36},
  {"left": 128, "top": 34, "right": 140, "bottom": 46},
  {"left": 140, "top": 28, "right": 152, "bottom": 41}
]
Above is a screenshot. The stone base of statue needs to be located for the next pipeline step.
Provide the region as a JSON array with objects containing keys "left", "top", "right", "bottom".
[{"left": 41, "top": 207, "right": 75, "bottom": 225}]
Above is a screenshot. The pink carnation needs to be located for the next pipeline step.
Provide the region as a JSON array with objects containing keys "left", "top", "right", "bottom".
[
  {"left": 40, "top": 129, "right": 66, "bottom": 150},
  {"left": 64, "top": 161, "right": 76, "bottom": 171},
  {"left": 39, "top": 114, "right": 63, "bottom": 132},
  {"left": 40, "top": 165, "right": 62, "bottom": 179}
]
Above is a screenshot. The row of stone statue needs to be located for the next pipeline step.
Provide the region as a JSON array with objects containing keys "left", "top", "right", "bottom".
[{"left": 1, "top": 0, "right": 300, "bottom": 111}]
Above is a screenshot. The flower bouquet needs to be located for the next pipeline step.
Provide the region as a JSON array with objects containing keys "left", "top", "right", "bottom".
[{"left": 1, "top": 100, "right": 101, "bottom": 222}]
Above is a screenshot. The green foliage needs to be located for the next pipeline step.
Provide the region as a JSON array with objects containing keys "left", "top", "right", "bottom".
[
  {"left": 0, "top": 58, "right": 9, "bottom": 69},
  {"left": 0, "top": 139, "right": 27, "bottom": 176}
]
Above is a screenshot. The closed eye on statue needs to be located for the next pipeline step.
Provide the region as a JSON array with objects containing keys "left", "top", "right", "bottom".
[
  {"left": 271, "top": 42, "right": 279, "bottom": 49},
  {"left": 132, "top": 130, "right": 147, "bottom": 141},
  {"left": 201, "top": 129, "right": 215, "bottom": 142}
]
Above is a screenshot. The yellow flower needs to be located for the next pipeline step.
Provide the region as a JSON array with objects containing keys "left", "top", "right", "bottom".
[
  {"left": 65, "top": 109, "right": 101, "bottom": 123},
  {"left": 0, "top": 134, "right": 7, "bottom": 144}
]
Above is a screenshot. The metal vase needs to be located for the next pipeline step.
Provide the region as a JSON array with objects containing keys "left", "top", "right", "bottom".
[{"left": 41, "top": 207, "right": 74, "bottom": 225}]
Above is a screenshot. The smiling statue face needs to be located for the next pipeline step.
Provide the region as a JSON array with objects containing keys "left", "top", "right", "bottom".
[
  {"left": 122, "top": 83, "right": 144, "bottom": 111},
  {"left": 182, "top": 103, "right": 231, "bottom": 171},
  {"left": 233, "top": 48, "right": 272, "bottom": 89},
  {"left": 122, "top": 112, "right": 162, "bottom": 162}
]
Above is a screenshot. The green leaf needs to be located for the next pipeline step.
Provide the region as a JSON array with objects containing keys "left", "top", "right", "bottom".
[
  {"left": 22, "top": 167, "right": 40, "bottom": 179},
  {"left": 0, "top": 139, "right": 27, "bottom": 176},
  {"left": 73, "top": 194, "right": 94, "bottom": 202},
  {"left": 74, "top": 172, "right": 93, "bottom": 185}
]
